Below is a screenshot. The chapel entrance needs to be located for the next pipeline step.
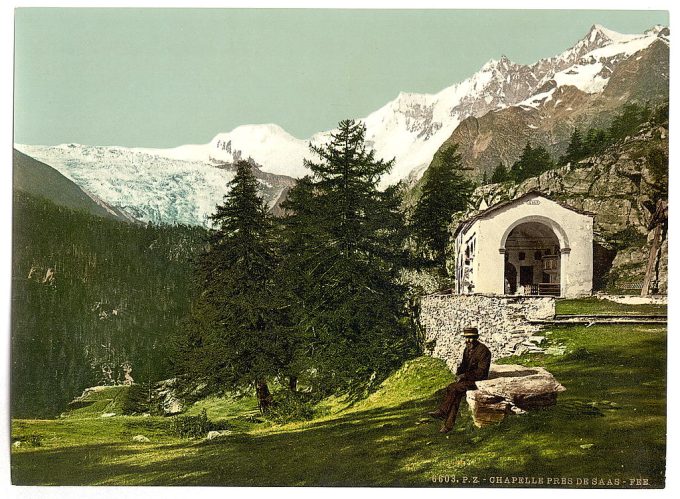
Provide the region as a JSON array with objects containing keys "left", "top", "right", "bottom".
[{"left": 504, "top": 221, "right": 561, "bottom": 296}]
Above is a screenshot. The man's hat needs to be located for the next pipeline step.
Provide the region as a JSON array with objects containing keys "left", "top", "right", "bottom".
[{"left": 463, "top": 327, "right": 479, "bottom": 338}]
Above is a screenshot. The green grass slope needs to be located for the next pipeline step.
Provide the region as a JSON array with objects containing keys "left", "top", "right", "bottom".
[
  {"left": 555, "top": 297, "right": 667, "bottom": 316},
  {"left": 11, "top": 323, "right": 666, "bottom": 487}
]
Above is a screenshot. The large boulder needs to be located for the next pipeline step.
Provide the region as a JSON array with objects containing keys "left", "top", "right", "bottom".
[{"left": 466, "top": 364, "right": 566, "bottom": 427}]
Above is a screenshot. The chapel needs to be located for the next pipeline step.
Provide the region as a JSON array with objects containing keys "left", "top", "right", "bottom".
[{"left": 454, "top": 191, "right": 594, "bottom": 298}]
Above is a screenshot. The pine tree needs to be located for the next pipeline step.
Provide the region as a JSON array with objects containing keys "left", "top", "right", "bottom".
[
  {"left": 177, "top": 161, "right": 283, "bottom": 411},
  {"left": 510, "top": 142, "right": 554, "bottom": 182},
  {"left": 584, "top": 128, "right": 608, "bottom": 156},
  {"left": 279, "top": 120, "right": 416, "bottom": 393},
  {"left": 564, "top": 128, "right": 585, "bottom": 164},
  {"left": 411, "top": 144, "right": 475, "bottom": 270},
  {"left": 608, "top": 103, "right": 645, "bottom": 142},
  {"left": 491, "top": 161, "right": 508, "bottom": 183},
  {"left": 510, "top": 142, "right": 532, "bottom": 181}
]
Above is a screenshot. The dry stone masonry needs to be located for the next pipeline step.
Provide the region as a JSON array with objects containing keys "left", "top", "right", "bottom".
[{"left": 420, "top": 293, "right": 555, "bottom": 372}]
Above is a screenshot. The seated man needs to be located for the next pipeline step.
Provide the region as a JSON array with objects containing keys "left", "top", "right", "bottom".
[{"left": 429, "top": 327, "right": 491, "bottom": 433}]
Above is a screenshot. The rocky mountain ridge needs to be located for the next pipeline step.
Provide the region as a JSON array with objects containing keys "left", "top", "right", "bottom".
[{"left": 428, "top": 29, "right": 669, "bottom": 181}]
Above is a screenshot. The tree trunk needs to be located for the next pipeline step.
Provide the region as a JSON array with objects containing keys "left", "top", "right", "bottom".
[
  {"left": 288, "top": 376, "right": 298, "bottom": 392},
  {"left": 256, "top": 380, "right": 273, "bottom": 414},
  {"left": 642, "top": 200, "right": 667, "bottom": 296},
  {"left": 641, "top": 225, "right": 661, "bottom": 296}
]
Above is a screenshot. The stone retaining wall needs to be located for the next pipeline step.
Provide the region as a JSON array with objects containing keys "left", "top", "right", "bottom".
[
  {"left": 420, "top": 293, "right": 555, "bottom": 371},
  {"left": 596, "top": 293, "right": 667, "bottom": 305}
]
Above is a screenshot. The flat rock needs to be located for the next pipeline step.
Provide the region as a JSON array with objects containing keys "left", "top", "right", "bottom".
[
  {"left": 206, "top": 430, "right": 231, "bottom": 440},
  {"left": 466, "top": 364, "right": 566, "bottom": 427},
  {"left": 132, "top": 435, "right": 150, "bottom": 443}
]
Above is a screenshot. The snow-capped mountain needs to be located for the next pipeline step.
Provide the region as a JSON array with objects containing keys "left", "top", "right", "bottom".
[
  {"left": 15, "top": 24, "right": 668, "bottom": 226},
  {"left": 427, "top": 25, "right": 669, "bottom": 183}
]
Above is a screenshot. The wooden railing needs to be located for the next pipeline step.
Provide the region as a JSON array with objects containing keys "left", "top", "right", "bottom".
[{"left": 527, "top": 283, "right": 561, "bottom": 296}]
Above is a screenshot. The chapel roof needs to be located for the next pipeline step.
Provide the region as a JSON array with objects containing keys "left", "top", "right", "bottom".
[{"left": 454, "top": 190, "right": 594, "bottom": 238}]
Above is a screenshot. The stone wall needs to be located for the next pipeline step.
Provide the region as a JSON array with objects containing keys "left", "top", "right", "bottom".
[{"left": 420, "top": 293, "right": 555, "bottom": 371}]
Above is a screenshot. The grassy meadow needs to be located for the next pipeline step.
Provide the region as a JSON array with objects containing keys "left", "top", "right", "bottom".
[
  {"left": 11, "top": 323, "right": 666, "bottom": 487},
  {"left": 555, "top": 296, "right": 667, "bottom": 316}
]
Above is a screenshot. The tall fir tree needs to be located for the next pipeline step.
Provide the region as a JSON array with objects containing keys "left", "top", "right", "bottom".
[
  {"left": 279, "top": 120, "right": 416, "bottom": 393},
  {"left": 176, "top": 161, "right": 285, "bottom": 410},
  {"left": 584, "top": 128, "right": 608, "bottom": 156},
  {"left": 411, "top": 144, "right": 474, "bottom": 271},
  {"left": 608, "top": 102, "right": 646, "bottom": 142}
]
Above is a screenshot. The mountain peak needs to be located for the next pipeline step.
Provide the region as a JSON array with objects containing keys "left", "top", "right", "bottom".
[
  {"left": 584, "top": 24, "right": 649, "bottom": 45},
  {"left": 481, "top": 55, "right": 515, "bottom": 72},
  {"left": 646, "top": 24, "right": 670, "bottom": 37},
  {"left": 17, "top": 23, "right": 667, "bottom": 227},
  {"left": 585, "top": 24, "right": 617, "bottom": 45}
]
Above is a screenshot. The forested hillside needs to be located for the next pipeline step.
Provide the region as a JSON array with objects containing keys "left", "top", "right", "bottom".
[{"left": 11, "top": 191, "right": 206, "bottom": 417}]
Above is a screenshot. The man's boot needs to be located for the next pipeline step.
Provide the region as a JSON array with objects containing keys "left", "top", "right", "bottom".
[{"left": 440, "top": 413, "right": 456, "bottom": 433}]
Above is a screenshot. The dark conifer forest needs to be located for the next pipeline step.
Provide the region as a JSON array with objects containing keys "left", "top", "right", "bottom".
[{"left": 11, "top": 190, "right": 206, "bottom": 417}]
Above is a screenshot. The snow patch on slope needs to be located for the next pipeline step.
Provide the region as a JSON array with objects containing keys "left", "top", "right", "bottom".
[{"left": 552, "top": 62, "right": 608, "bottom": 93}]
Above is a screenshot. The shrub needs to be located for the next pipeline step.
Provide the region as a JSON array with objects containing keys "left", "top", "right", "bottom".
[
  {"left": 170, "top": 409, "right": 212, "bottom": 438},
  {"left": 266, "top": 392, "right": 315, "bottom": 423}
]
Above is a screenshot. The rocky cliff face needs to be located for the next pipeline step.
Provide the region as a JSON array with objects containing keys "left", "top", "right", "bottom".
[{"left": 450, "top": 121, "right": 668, "bottom": 292}]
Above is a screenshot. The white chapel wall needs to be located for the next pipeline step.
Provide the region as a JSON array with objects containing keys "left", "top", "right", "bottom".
[{"left": 461, "top": 195, "right": 593, "bottom": 298}]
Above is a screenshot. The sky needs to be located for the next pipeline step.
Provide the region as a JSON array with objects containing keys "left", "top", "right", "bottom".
[{"left": 13, "top": 8, "right": 669, "bottom": 148}]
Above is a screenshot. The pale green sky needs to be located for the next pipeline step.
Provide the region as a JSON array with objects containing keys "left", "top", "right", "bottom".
[{"left": 14, "top": 9, "right": 668, "bottom": 147}]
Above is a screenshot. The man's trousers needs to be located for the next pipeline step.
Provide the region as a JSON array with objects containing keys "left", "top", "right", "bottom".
[{"left": 438, "top": 380, "right": 477, "bottom": 429}]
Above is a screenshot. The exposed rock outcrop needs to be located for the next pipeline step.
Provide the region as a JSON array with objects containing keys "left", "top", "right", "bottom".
[
  {"left": 153, "top": 378, "right": 185, "bottom": 416},
  {"left": 446, "top": 122, "right": 668, "bottom": 292}
]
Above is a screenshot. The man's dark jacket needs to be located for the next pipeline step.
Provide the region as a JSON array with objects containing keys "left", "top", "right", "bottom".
[{"left": 456, "top": 341, "right": 492, "bottom": 383}]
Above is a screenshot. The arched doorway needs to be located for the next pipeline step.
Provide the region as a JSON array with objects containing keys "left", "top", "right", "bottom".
[{"left": 503, "top": 221, "right": 561, "bottom": 296}]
